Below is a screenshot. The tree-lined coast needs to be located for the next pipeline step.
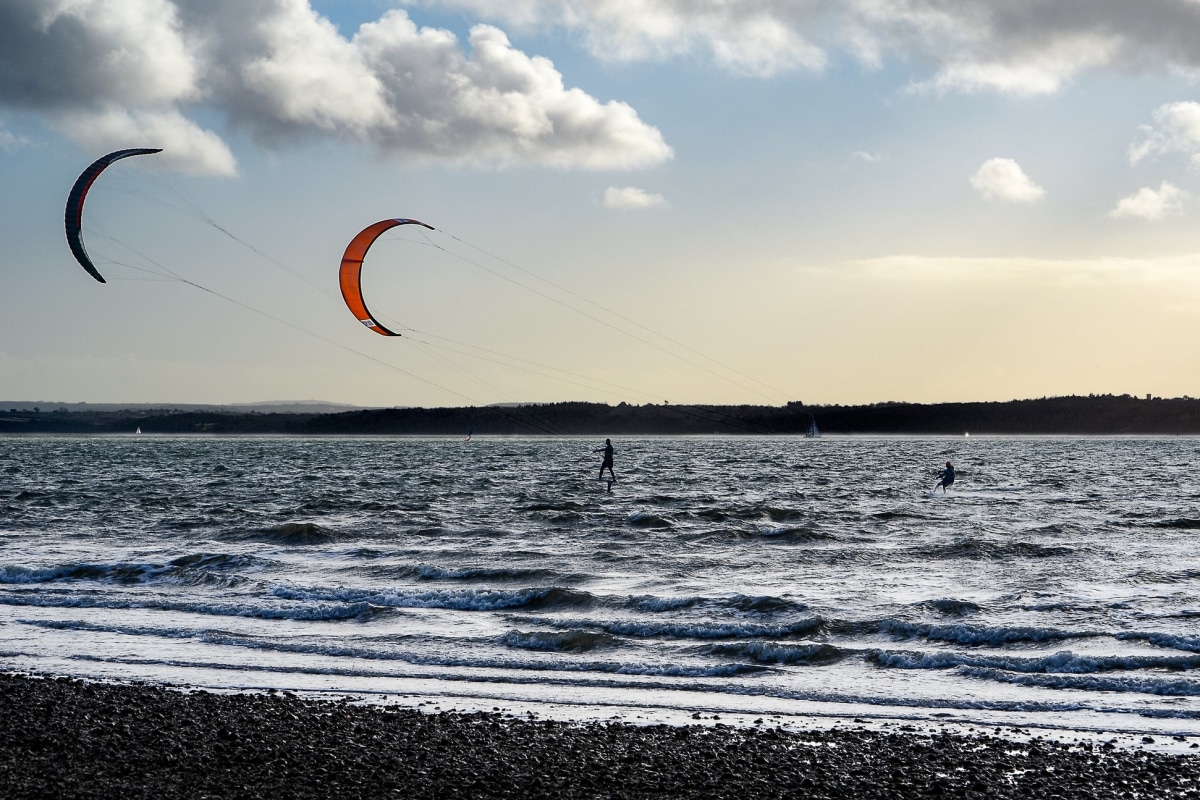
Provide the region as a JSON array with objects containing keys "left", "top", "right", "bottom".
[{"left": 3, "top": 395, "right": 1199, "bottom": 436}]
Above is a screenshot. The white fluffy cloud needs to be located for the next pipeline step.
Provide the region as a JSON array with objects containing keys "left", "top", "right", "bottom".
[
  {"left": 1110, "top": 182, "right": 1191, "bottom": 221},
  {"left": 51, "top": 108, "right": 238, "bottom": 176},
  {"left": 603, "top": 186, "right": 666, "bottom": 210},
  {"left": 352, "top": 15, "right": 670, "bottom": 168},
  {"left": 969, "top": 158, "right": 1045, "bottom": 203},
  {"left": 0, "top": 0, "right": 670, "bottom": 173},
  {"left": 1130, "top": 101, "right": 1200, "bottom": 167}
]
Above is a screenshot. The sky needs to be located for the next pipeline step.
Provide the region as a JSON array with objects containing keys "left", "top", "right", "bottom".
[{"left": 4, "top": 0, "right": 1200, "bottom": 409}]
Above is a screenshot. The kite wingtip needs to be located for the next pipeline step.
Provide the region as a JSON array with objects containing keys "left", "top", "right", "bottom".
[{"left": 393, "top": 217, "right": 434, "bottom": 231}]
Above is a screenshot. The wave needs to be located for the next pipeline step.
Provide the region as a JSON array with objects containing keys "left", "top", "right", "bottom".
[
  {"left": 763, "top": 507, "right": 809, "bottom": 523},
  {"left": 517, "top": 502, "right": 586, "bottom": 513},
  {"left": 758, "top": 526, "right": 839, "bottom": 541},
  {"left": 876, "top": 619, "right": 1087, "bottom": 646},
  {"left": 0, "top": 563, "right": 167, "bottom": 585},
  {"left": 701, "top": 641, "right": 849, "bottom": 666},
  {"left": 912, "top": 538, "right": 1077, "bottom": 560},
  {"left": 920, "top": 598, "right": 983, "bottom": 617},
  {"left": 5, "top": 594, "right": 393, "bottom": 622},
  {"left": 63, "top": 646, "right": 1200, "bottom": 719},
  {"left": 26, "top": 618, "right": 770, "bottom": 678},
  {"left": 533, "top": 615, "right": 827, "bottom": 640},
  {"left": 219, "top": 522, "right": 345, "bottom": 545},
  {"left": 630, "top": 593, "right": 807, "bottom": 615},
  {"left": 691, "top": 525, "right": 840, "bottom": 543},
  {"left": 0, "top": 553, "right": 262, "bottom": 588},
  {"left": 270, "top": 584, "right": 599, "bottom": 612},
  {"left": 1116, "top": 631, "right": 1200, "bottom": 654},
  {"left": 363, "top": 562, "right": 566, "bottom": 583},
  {"left": 76, "top": 645, "right": 772, "bottom": 681},
  {"left": 412, "top": 564, "right": 563, "bottom": 582},
  {"left": 163, "top": 553, "right": 265, "bottom": 587},
  {"left": 870, "top": 510, "right": 932, "bottom": 521},
  {"left": 1151, "top": 518, "right": 1200, "bottom": 530},
  {"left": 869, "top": 647, "right": 1200, "bottom": 675},
  {"left": 500, "top": 629, "right": 623, "bottom": 653},
  {"left": 626, "top": 512, "right": 673, "bottom": 529},
  {"left": 963, "top": 667, "right": 1200, "bottom": 697}
]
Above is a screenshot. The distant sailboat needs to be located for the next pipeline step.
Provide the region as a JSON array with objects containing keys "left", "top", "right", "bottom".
[
  {"left": 804, "top": 416, "right": 820, "bottom": 438},
  {"left": 135, "top": 427, "right": 142, "bottom": 434}
]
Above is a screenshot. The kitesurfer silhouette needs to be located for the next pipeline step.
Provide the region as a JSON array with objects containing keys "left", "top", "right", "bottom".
[
  {"left": 936, "top": 461, "right": 955, "bottom": 493},
  {"left": 596, "top": 438, "right": 615, "bottom": 482}
]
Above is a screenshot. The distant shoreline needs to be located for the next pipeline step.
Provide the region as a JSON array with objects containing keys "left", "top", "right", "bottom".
[{"left": 3, "top": 394, "right": 1200, "bottom": 436}]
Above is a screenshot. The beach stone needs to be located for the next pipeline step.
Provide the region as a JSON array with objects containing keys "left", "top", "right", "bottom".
[{"left": 1, "top": 673, "right": 1199, "bottom": 799}]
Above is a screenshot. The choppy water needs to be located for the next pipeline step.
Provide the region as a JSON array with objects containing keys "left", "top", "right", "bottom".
[{"left": 3, "top": 434, "right": 1200, "bottom": 735}]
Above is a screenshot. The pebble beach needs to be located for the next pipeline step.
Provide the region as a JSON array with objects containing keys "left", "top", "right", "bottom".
[{"left": 3, "top": 672, "right": 1199, "bottom": 799}]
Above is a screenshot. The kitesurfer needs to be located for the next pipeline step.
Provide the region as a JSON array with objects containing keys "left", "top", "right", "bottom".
[
  {"left": 936, "top": 461, "right": 955, "bottom": 493},
  {"left": 596, "top": 438, "right": 616, "bottom": 482}
]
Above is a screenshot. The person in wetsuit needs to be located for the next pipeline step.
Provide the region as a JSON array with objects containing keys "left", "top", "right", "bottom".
[
  {"left": 936, "top": 460, "right": 955, "bottom": 493},
  {"left": 596, "top": 438, "right": 615, "bottom": 482}
]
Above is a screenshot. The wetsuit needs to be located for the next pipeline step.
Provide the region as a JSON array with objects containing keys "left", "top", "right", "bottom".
[
  {"left": 937, "top": 464, "right": 955, "bottom": 492},
  {"left": 598, "top": 441, "right": 615, "bottom": 480}
]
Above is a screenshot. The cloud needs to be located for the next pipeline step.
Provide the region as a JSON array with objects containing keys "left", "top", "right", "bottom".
[
  {"left": 1110, "top": 181, "right": 1190, "bottom": 220},
  {"left": 0, "top": 127, "right": 30, "bottom": 153},
  {"left": 0, "top": 0, "right": 198, "bottom": 110},
  {"left": 969, "top": 158, "right": 1045, "bottom": 203},
  {"left": 604, "top": 186, "right": 666, "bottom": 209},
  {"left": 1129, "top": 101, "right": 1200, "bottom": 167},
  {"left": 845, "top": 0, "right": 1200, "bottom": 95},
  {"left": 907, "top": 34, "right": 1119, "bottom": 96},
  {"left": 403, "top": 0, "right": 826, "bottom": 77},
  {"left": 853, "top": 150, "right": 885, "bottom": 163},
  {"left": 352, "top": 15, "right": 671, "bottom": 168},
  {"left": 0, "top": 0, "right": 671, "bottom": 172},
  {"left": 402, "top": 0, "right": 1200, "bottom": 93},
  {"left": 51, "top": 108, "right": 238, "bottom": 176},
  {"left": 8, "top": 0, "right": 1200, "bottom": 177}
]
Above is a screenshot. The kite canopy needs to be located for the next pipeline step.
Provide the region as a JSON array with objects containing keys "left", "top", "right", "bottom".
[
  {"left": 338, "top": 218, "right": 435, "bottom": 336},
  {"left": 64, "top": 147, "right": 163, "bottom": 283}
]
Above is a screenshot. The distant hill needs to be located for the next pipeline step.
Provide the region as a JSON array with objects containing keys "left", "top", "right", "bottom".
[{"left": 2, "top": 395, "right": 1199, "bottom": 435}]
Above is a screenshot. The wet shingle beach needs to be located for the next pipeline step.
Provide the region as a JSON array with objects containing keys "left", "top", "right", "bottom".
[{"left": 2, "top": 672, "right": 1198, "bottom": 799}]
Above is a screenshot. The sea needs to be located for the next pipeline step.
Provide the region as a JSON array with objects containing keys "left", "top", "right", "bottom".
[{"left": 3, "top": 433, "right": 1200, "bottom": 740}]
